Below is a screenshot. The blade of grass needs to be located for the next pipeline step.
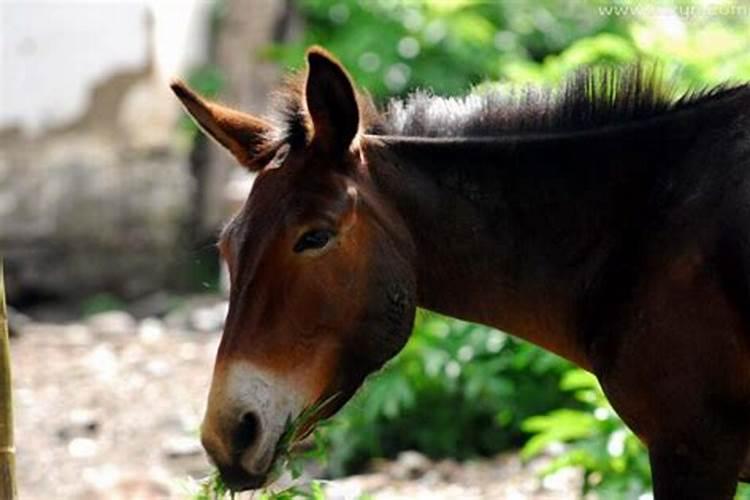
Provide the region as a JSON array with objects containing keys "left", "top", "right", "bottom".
[{"left": 269, "top": 393, "right": 340, "bottom": 483}]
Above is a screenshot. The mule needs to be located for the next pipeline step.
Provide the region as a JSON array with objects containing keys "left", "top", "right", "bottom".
[{"left": 171, "top": 47, "right": 750, "bottom": 498}]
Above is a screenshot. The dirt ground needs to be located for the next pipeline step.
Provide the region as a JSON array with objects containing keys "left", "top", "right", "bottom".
[{"left": 10, "top": 298, "right": 580, "bottom": 499}]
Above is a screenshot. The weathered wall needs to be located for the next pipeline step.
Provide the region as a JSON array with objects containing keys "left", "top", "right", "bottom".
[
  {"left": 0, "top": 1, "right": 299, "bottom": 305},
  {"left": 0, "top": 5, "right": 199, "bottom": 303},
  {"left": 0, "top": 81, "right": 192, "bottom": 302}
]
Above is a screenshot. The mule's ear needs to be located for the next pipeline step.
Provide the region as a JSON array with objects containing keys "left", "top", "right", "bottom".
[
  {"left": 305, "top": 47, "right": 359, "bottom": 154},
  {"left": 170, "top": 79, "right": 276, "bottom": 171}
]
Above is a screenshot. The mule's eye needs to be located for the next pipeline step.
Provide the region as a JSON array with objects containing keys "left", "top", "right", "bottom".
[{"left": 294, "top": 229, "right": 335, "bottom": 253}]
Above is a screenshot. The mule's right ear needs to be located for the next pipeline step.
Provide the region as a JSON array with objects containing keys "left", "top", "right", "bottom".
[{"left": 170, "top": 79, "right": 276, "bottom": 171}]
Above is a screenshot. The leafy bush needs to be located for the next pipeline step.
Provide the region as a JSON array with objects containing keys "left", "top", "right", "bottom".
[
  {"left": 268, "top": 0, "right": 628, "bottom": 99},
  {"left": 522, "top": 369, "right": 651, "bottom": 498},
  {"left": 522, "top": 370, "right": 750, "bottom": 499},
  {"left": 320, "top": 312, "right": 577, "bottom": 475},
  {"left": 266, "top": 0, "right": 750, "bottom": 101}
]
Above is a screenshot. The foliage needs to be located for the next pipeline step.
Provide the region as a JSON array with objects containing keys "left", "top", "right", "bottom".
[
  {"left": 257, "top": 482, "right": 327, "bottom": 500},
  {"left": 264, "top": 0, "right": 750, "bottom": 102},
  {"left": 186, "top": 470, "right": 233, "bottom": 500},
  {"left": 319, "top": 313, "right": 576, "bottom": 475},
  {"left": 522, "top": 370, "right": 651, "bottom": 498},
  {"left": 81, "top": 293, "right": 127, "bottom": 317},
  {"left": 269, "top": 0, "right": 628, "bottom": 99},
  {"left": 522, "top": 371, "right": 750, "bottom": 499},
  {"left": 186, "top": 471, "right": 328, "bottom": 500},
  {"left": 269, "top": 397, "right": 338, "bottom": 484}
]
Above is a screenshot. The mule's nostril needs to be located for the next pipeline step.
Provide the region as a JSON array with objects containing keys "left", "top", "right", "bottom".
[{"left": 234, "top": 411, "right": 260, "bottom": 454}]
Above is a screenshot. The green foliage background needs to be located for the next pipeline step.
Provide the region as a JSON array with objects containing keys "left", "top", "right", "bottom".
[{"left": 252, "top": 1, "right": 750, "bottom": 498}]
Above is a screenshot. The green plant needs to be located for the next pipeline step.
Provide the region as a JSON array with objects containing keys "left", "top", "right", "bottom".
[
  {"left": 81, "top": 293, "right": 126, "bottom": 317},
  {"left": 267, "top": 0, "right": 628, "bottom": 99},
  {"left": 319, "top": 312, "right": 577, "bottom": 475},
  {"left": 187, "top": 472, "right": 328, "bottom": 500},
  {"left": 187, "top": 470, "right": 232, "bottom": 500},
  {"left": 522, "top": 369, "right": 651, "bottom": 498},
  {"left": 522, "top": 370, "right": 750, "bottom": 499}
]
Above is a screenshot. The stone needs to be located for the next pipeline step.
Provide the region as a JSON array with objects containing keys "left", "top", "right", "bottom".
[
  {"left": 138, "top": 317, "right": 164, "bottom": 343},
  {"left": 68, "top": 437, "right": 98, "bottom": 458},
  {"left": 188, "top": 301, "right": 228, "bottom": 332},
  {"left": 162, "top": 436, "right": 203, "bottom": 460},
  {"left": 57, "top": 409, "right": 100, "bottom": 441},
  {"left": 86, "top": 310, "right": 137, "bottom": 336},
  {"left": 128, "top": 292, "right": 173, "bottom": 319},
  {"left": 391, "top": 450, "right": 432, "bottom": 480},
  {"left": 77, "top": 478, "right": 171, "bottom": 500}
]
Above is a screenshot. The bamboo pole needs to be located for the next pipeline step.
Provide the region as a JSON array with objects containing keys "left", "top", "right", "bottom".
[{"left": 0, "top": 262, "right": 17, "bottom": 499}]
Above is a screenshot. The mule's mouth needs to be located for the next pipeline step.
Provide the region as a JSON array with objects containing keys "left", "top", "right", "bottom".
[
  {"left": 217, "top": 413, "right": 326, "bottom": 491},
  {"left": 218, "top": 463, "right": 268, "bottom": 492}
]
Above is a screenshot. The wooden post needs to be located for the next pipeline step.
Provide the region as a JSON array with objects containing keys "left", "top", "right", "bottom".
[{"left": 0, "top": 262, "right": 17, "bottom": 499}]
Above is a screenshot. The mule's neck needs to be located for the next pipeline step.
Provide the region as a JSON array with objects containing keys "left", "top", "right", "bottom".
[{"left": 360, "top": 123, "right": 701, "bottom": 369}]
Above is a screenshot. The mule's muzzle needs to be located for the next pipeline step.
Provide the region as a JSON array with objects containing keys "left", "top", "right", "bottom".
[
  {"left": 201, "top": 410, "right": 271, "bottom": 491},
  {"left": 201, "top": 363, "right": 309, "bottom": 491}
]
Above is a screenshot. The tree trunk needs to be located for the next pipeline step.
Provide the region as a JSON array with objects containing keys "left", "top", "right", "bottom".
[
  {"left": 197, "top": 0, "right": 302, "bottom": 236},
  {"left": 0, "top": 262, "right": 16, "bottom": 499}
]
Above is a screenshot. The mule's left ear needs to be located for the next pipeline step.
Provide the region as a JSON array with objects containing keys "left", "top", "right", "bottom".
[
  {"left": 170, "top": 79, "right": 276, "bottom": 171},
  {"left": 305, "top": 46, "right": 359, "bottom": 154}
]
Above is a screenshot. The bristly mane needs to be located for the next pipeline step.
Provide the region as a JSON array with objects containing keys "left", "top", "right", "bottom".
[{"left": 267, "top": 64, "right": 749, "bottom": 146}]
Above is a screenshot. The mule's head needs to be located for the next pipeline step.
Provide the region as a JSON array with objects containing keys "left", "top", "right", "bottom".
[{"left": 171, "top": 47, "right": 416, "bottom": 490}]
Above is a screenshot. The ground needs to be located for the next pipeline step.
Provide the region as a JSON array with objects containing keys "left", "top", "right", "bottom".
[{"left": 10, "top": 297, "right": 580, "bottom": 499}]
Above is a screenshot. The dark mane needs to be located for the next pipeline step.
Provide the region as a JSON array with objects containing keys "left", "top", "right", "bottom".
[
  {"left": 267, "top": 64, "right": 749, "bottom": 145},
  {"left": 380, "top": 65, "right": 749, "bottom": 137}
]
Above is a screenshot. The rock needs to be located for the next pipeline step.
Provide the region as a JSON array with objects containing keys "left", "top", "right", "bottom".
[
  {"left": 57, "top": 409, "right": 100, "bottom": 441},
  {"left": 391, "top": 450, "right": 432, "bottom": 480},
  {"left": 84, "top": 344, "right": 119, "bottom": 379},
  {"left": 163, "top": 296, "right": 227, "bottom": 332},
  {"left": 434, "top": 458, "right": 462, "bottom": 481},
  {"left": 138, "top": 317, "right": 164, "bottom": 343},
  {"left": 144, "top": 360, "right": 171, "bottom": 377},
  {"left": 162, "top": 436, "right": 203, "bottom": 460},
  {"left": 20, "top": 322, "right": 92, "bottom": 344},
  {"left": 86, "top": 310, "right": 136, "bottom": 336},
  {"left": 128, "top": 292, "right": 173, "bottom": 319},
  {"left": 77, "top": 478, "right": 171, "bottom": 500},
  {"left": 188, "top": 301, "right": 228, "bottom": 332},
  {"left": 541, "top": 465, "right": 582, "bottom": 493},
  {"left": 68, "top": 437, "right": 98, "bottom": 458}
]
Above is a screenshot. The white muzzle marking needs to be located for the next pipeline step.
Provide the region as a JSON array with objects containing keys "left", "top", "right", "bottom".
[{"left": 219, "top": 362, "right": 306, "bottom": 474}]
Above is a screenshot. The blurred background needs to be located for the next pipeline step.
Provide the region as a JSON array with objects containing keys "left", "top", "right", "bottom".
[{"left": 2, "top": 0, "right": 750, "bottom": 498}]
